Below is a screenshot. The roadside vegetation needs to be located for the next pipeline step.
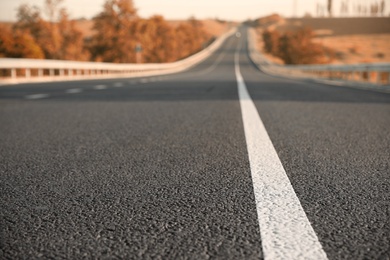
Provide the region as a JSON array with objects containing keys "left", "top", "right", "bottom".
[
  {"left": 262, "top": 28, "right": 333, "bottom": 65},
  {"left": 0, "top": 0, "right": 212, "bottom": 63},
  {"left": 255, "top": 10, "right": 390, "bottom": 65}
]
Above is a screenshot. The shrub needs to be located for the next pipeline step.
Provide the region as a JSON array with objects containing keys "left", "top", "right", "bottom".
[
  {"left": 262, "top": 29, "right": 280, "bottom": 56},
  {"left": 262, "top": 27, "right": 327, "bottom": 64}
]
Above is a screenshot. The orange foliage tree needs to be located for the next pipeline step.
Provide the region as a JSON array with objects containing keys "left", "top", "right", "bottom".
[
  {"left": 175, "top": 18, "right": 210, "bottom": 60},
  {"left": 11, "top": 0, "right": 88, "bottom": 61},
  {"left": 89, "top": 0, "right": 211, "bottom": 63},
  {"left": 58, "top": 9, "right": 89, "bottom": 60},
  {"left": 0, "top": 24, "right": 44, "bottom": 59},
  {"left": 2, "top": 0, "right": 212, "bottom": 63},
  {"left": 135, "top": 16, "right": 177, "bottom": 63},
  {"left": 262, "top": 28, "right": 329, "bottom": 64},
  {"left": 89, "top": 0, "right": 138, "bottom": 63}
]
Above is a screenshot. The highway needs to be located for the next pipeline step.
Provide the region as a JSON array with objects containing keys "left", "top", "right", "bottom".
[{"left": 1, "top": 27, "right": 389, "bottom": 259}]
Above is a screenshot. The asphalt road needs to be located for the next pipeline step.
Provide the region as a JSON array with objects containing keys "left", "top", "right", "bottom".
[{"left": 1, "top": 27, "right": 389, "bottom": 259}]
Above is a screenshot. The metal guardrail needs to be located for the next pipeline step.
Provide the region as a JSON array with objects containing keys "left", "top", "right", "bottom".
[
  {"left": 0, "top": 28, "right": 237, "bottom": 85},
  {"left": 248, "top": 28, "right": 390, "bottom": 86}
]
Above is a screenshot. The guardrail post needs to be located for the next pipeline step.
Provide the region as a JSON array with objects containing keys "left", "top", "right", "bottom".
[
  {"left": 68, "top": 69, "right": 72, "bottom": 76},
  {"left": 11, "top": 69, "right": 16, "bottom": 79},
  {"left": 25, "top": 69, "right": 30, "bottom": 78},
  {"left": 38, "top": 69, "right": 43, "bottom": 77},
  {"left": 60, "top": 69, "right": 64, "bottom": 77},
  {"left": 50, "top": 69, "right": 54, "bottom": 77},
  {"left": 376, "top": 72, "right": 381, "bottom": 84}
]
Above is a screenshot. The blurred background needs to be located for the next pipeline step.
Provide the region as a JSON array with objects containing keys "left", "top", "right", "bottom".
[{"left": 0, "top": 0, "right": 389, "bottom": 65}]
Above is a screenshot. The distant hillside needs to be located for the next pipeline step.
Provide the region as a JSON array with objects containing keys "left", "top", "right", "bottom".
[
  {"left": 274, "top": 17, "right": 390, "bottom": 36},
  {"left": 168, "top": 19, "right": 231, "bottom": 37},
  {"left": 252, "top": 14, "right": 284, "bottom": 27}
]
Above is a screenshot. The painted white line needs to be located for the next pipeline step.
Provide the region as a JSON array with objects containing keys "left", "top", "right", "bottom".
[
  {"left": 94, "top": 84, "right": 107, "bottom": 90},
  {"left": 235, "top": 40, "right": 328, "bottom": 260},
  {"left": 114, "top": 82, "right": 123, "bottom": 87},
  {"left": 66, "top": 88, "right": 82, "bottom": 94},
  {"left": 25, "top": 94, "right": 49, "bottom": 100}
]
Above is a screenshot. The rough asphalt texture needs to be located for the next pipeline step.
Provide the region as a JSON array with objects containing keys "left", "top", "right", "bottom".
[{"left": 1, "top": 27, "right": 389, "bottom": 259}]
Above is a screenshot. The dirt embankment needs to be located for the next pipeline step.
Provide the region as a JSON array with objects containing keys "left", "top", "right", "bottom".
[{"left": 283, "top": 17, "right": 390, "bottom": 36}]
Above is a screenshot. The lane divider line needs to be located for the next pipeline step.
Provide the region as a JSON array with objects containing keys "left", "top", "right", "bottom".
[
  {"left": 25, "top": 94, "right": 49, "bottom": 100},
  {"left": 66, "top": 88, "right": 82, "bottom": 94},
  {"left": 235, "top": 38, "right": 328, "bottom": 260},
  {"left": 94, "top": 84, "right": 107, "bottom": 90}
]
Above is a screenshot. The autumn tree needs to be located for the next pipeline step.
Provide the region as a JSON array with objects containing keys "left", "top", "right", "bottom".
[
  {"left": 136, "top": 16, "right": 177, "bottom": 63},
  {"left": 175, "top": 18, "right": 210, "bottom": 59},
  {"left": 0, "top": 24, "right": 44, "bottom": 59},
  {"left": 262, "top": 28, "right": 329, "bottom": 65},
  {"left": 14, "top": 3, "right": 62, "bottom": 59},
  {"left": 7, "top": 0, "right": 215, "bottom": 63},
  {"left": 278, "top": 28, "right": 327, "bottom": 64},
  {"left": 89, "top": 0, "right": 138, "bottom": 63},
  {"left": 12, "top": 1, "right": 86, "bottom": 60},
  {"left": 58, "top": 9, "right": 90, "bottom": 60},
  {"left": 262, "top": 29, "right": 280, "bottom": 56}
]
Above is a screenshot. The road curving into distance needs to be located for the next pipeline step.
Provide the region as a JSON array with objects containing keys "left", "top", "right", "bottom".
[{"left": 1, "top": 26, "right": 389, "bottom": 259}]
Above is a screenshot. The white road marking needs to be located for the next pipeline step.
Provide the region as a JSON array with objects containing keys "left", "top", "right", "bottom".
[
  {"left": 66, "top": 88, "right": 82, "bottom": 94},
  {"left": 235, "top": 39, "right": 328, "bottom": 260},
  {"left": 25, "top": 94, "right": 49, "bottom": 99},
  {"left": 94, "top": 84, "right": 107, "bottom": 90},
  {"left": 140, "top": 78, "right": 148, "bottom": 83},
  {"left": 114, "top": 82, "right": 123, "bottom": 87}
]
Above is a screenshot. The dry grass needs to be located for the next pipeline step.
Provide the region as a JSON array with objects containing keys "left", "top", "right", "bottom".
[
  {"left": 313, "top": 34, "right": 390, "bottom": 64},
  {"left": 256, "top": 28, "right": 390, "bottom": 65},
  {"left": 255, "top": 16, "right": 390, "bottom": 65}
]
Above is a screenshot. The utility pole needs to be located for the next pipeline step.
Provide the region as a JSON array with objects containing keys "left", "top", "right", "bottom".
[{"left": 328, "top": 0, "right": 333, "bottom": 17}]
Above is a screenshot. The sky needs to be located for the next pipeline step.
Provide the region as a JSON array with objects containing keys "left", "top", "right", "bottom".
[{"left": 0, "top": 0, "right": 389, "bottom": 22}]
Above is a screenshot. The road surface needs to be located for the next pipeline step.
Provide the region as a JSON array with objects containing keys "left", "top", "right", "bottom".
[{"left": 1, "top": 27, "right": 389, "bottom": 259}]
